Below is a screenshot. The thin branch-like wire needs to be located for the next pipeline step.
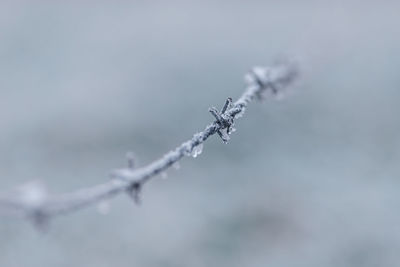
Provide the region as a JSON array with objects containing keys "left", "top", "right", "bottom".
[{"left": 0, "top": 62, "right": 299, "bottom": 228}]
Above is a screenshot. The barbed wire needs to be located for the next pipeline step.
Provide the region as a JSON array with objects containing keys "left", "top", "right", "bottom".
[{"left": 0, "top": 61, "right": 299, "bottom": 230}]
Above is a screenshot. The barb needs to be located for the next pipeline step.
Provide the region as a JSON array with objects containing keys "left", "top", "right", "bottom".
[{"left": 0, "top": 61, "right": 299, "bottom": 227}]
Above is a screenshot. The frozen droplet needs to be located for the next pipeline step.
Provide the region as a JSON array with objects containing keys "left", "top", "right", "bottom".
[
  {"left": 230, "top": 128, "right": 237, "bottom": 134},
  {"left": 191, "top": 144, "right": 203, "bottom": 158},
  {"left": 173, "top": 162, "right": 180, "bottom": 170},
  {"left": 97, "top": 201, "right": 110, "bottom": 215},
  {"left": 161, "top": 172, "right": 168, "bottom": 179}
]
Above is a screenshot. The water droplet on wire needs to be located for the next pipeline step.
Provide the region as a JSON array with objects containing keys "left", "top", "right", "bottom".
[{"left": 190, "top": 144, "right": 203, "bottom": 158}]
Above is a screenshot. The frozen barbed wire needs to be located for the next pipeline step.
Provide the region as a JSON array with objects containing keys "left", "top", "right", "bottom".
[{"left": 0, "top": 61, "right": 299, "bottom": 228}]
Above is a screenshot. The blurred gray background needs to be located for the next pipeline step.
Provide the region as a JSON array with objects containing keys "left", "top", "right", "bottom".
[{"left": 0, "top": 1, "right": 399, "bottom": 266}]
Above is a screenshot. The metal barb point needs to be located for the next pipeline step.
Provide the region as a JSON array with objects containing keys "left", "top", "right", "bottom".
[
  {"left": 127, "top": 183, "right": 142, "bottom": 205},
  {"left": 208, "top": 107, "right": 223, "bottom": 124},
  {"left": 126, "top": 152, "right": 136, "bottom": 169},
  {"left": 30, "top": 210, "right": 50, "bottom": 233},
  {"left": 221, "top": 97, "right": 232, "bottom": 114}
]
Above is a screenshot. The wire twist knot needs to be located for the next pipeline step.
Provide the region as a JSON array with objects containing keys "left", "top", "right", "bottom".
[{"left": 209, "top": 97, "right": 235, "bottom": 143}]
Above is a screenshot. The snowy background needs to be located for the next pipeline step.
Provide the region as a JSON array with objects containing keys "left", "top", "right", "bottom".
[{"left": 0, "top": 1, "right": 400, "bottom": 266}]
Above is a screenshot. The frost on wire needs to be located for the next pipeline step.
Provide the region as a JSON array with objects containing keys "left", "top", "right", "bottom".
[{"left": 0, "top": 61, "right": 299, "bottom": 230}]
